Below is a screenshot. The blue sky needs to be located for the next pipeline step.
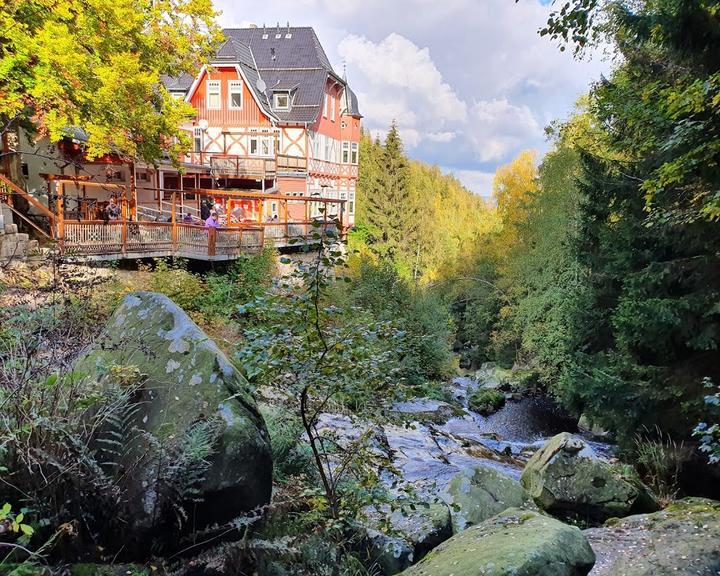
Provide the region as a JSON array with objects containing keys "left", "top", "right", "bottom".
[{"left": 214, "top": 0, "right": 610, "bottom": 196}]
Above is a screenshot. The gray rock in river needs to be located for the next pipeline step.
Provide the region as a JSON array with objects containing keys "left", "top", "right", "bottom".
[
  {"left": 72, "top": 292, "right": 272, "bottom": 550},
  {"left": 521, "top": 432, "right": 658, "bottom": 521},
  {"left": 398, "top": 507, "right": 596, "bottom": 576},
  {"left": 444, "top": 466, "right": 536, "bottom": 532},
  {"left": 358, "top": 501, "right": 453, "bottom": 575},
  {"left": 585, "top": 497, "right": 720, "bottom": 575}
]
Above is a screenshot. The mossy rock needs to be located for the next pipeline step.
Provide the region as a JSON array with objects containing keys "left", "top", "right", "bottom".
[
  {"left": 584, "top": 497, "right": 720, "bottom": 575},
  {"left": 358, "top": 501, "right": 453, "bottom": 575},
  {"left": 399, "top": 508, "right": 595, "bottom": 576},
  {"left": 521, "top": 433, "right": 658, "bottom": 521},
  {"left": 445, "top": 466, "right": 536, "bottom": 532},
  {"left": 72, "top": 292, "right": 272, "bottom": 551},
  {"left": 467, "top": 388, "right": 505, "bottom": 416}
]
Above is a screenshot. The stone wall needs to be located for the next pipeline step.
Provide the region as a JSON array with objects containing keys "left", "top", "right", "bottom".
[{"left": 0, "top": 204, "right": 39, "bottom": 262}]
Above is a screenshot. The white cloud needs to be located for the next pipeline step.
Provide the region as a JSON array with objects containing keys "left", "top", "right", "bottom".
[
  {"left": 338, "top": 33, "right": 467, "bottom": 148},
  {"left": 452, "top": 169, "right": 496, "bottom": 197},
  {"left": 426, "top": 131, "right": 456, "bottom": 143},
  {"left": 213, "top": 0, "right": 612, "bottom": 174},
  {"left": 469, "top": 99, "right": 542, "bottom": 162}
]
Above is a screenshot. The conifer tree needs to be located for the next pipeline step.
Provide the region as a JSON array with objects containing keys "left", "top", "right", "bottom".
[{"left": 364, "top": 121, "right": 418, "bottom": 265}]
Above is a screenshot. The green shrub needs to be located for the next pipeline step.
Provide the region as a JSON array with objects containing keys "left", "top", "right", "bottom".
[
  {"left": 468, "top": 388, "right": 505, "bottom": 415},
  {"left": 346, "top": 259, "right": 456, "bottom": 385},
  {"left": 633, "top": 427, "right": 685, "bottom": 503},
  {"left": 259, "top": 404, "right": 314, "bottom": 482},
  {"left": 201, "top": 248, "right": 277, "bottom": 318},
  {"left": 148, "top": 259, "right": 205, "bottom": 312}
]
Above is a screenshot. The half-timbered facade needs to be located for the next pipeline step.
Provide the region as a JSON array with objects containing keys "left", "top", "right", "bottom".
[
  {"left": 0, "top": 25, "right": 360, "bottom": 261},
  {"left": 160, "top": 25, "right": 362, "bottom": 226}
]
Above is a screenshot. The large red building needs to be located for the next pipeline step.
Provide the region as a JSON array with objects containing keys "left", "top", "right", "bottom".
[
  {"left": 160, "top": 25, "right": 362, "bottom": 226},
  {"left": 1, "top": 25, "right": 360, "bottom": 261}
]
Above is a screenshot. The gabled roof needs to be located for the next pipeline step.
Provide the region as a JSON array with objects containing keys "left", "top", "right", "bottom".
[
  {"left": 162, "top": 26, "right": 362, "bottom": 124},
  {"left": 161, "top": 72, "right": 195, "bottom": 93}
]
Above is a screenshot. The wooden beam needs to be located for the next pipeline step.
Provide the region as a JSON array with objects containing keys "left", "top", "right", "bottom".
[
  {"left": 0, "top": 174, "right": 56, "bottom": 222},
  {"left": 186, "top": 187, "right": 346, "bottom": 204},
  {"left": 56, "top": 182, "right": 65, "bottom": 243}
]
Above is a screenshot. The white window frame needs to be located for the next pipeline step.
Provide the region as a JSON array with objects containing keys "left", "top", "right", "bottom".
[
  {"left": 323, "top": 93, "right": 328, "bottom": 118},
  {"left": 193, "top": 127, "right": 204, "bottom": 153},
  {"left": 349, "top": 192, "right": 355, "bottom": 215},
  {"left": 330, "top": 95, "right": 336, "bottom": 122},
  {"left": 350, "top": 142, "right": 359, "bottom": 165},
  {"left": 228, "top": 80, "right": 243, "bottom": 109},
  {"left": 341, "top": 141, "right": 350, "bottom": 164},
  {"left": 273, "top": 92, "right": 290, "bottom": 110},
  {"left": 206, "top": 80, "right": 221, "bottom": 109},
  {"left": 249, "top": 129, "right": 274, "bottom": 157}
]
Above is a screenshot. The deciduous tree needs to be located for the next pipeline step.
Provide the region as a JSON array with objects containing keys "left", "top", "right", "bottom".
[{"left": 0, "top": 0, "right": 221, "bottom": 161}]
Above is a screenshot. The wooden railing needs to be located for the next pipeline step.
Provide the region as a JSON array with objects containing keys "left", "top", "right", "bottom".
[
  {"left": 307, "top": 159, "right": 359, "bottom": 179},
  {"left": 184, "top": 152, "right": 308, "bottom": 178},
  {"left": 277, "top": 154, "right": 308, "bottom": 176},
  {"left": 59, "top": 219, "right": 336, "bottom": 260},
  {"left": 209, "top": 155, "right": 276, "bottom": 179}
]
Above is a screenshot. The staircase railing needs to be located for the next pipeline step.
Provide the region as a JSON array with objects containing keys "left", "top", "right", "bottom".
[{"left": 0, "top": 174, "right": 56, "bottom": 223}]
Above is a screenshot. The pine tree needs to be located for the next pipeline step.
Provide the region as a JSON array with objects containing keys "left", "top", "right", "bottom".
[{"left": 364, "top": 121, "right": 418, "bottom": 265}]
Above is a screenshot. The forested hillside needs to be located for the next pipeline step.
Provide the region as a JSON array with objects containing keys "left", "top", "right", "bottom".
[{"left": 445, "top": 1, "right": 720, "bottom": 455}]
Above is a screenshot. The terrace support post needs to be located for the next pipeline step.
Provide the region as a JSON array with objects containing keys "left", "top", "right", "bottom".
[
  {"left": 120, "top": 186, "right": 128, "bottom": 254},
  {"left": 283, "top": 199, "right": 289, "bottom": 239},
  {"left": 171, "top": 191, "right": 178, "bottom": 251},
  {"left": 56, "top": 182, "right": 65, "bottom": 246},
  {"left": 208, "top": 226, "right": 217, "bottom": 257},
  {"left": 130, "top": 161, "right": 137, "bottom": 220}
]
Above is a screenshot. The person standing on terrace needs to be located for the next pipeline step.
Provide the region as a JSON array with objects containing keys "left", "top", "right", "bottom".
[{"left": 205, "top": 211, "right": 220, "bottom": 230}]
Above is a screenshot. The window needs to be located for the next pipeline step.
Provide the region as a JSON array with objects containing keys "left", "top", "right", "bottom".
[
  {"left": 193, "top": 127, "right": 204, "bottom": 152},
  {"left": 228, "top": 81, "right": 243, "bottom": 109},
  {"left": 350, "top": 142, "right": 359, "bottom": 165},
  {"left": 324, "top": 136, "right": 331, "bottom": 161},
  {"left": 349, "top": 192, "right": 355, "bottom": 215},
  {"left": 341, "top": 142, "right": 350, "bottom": 164},
  {"left": 206, "top": 80, "right": 221, "bottom": 109},
  {"left": 273, "top": 92, "right": 290, "bottom": 110},
  {"left": 323, "top": 94, "right": 328, "bottom": 118},
  {"left": 249, "top": 129, "right": 274, "bottom": 157},
  {"left": 330, "top": 96, "right": 335, "bottom": 122}
]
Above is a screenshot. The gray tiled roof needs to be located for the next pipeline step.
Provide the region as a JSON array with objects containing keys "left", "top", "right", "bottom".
[
  {"left": 224, "top": 26, "right": 335, "bottom": 72},
  {"left": 161, "top": 26, "right": 361, "bottom": 124},
  {"left": 160, "top": 72, "right": 195, "bottom": 93}
]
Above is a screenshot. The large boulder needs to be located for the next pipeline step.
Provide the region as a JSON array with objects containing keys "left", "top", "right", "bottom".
[
  {"left": 398, "top": 508, "right": 596, "bottom": 576},
  {"left": 72, "top": 292, "right": 272, "bottom": 550},
  {"left": 585, "top": 497, "right": 720, "bottom": 575},
  {"left": 521, "top": 433, "right": 658, "bottom": 520},
  {"left": 444, "top": 466, "right": 535, "bottom": 532},
  {"left": 359, "top": 502, "right": 453, "bottom": 575}
]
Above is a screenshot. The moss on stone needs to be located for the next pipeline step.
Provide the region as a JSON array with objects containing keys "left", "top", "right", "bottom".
[
  {"left": 399, "top": 508, "right": 595, "bottom": 576},
  {"left": 467, "top": 388, "right": 505, "bottom": 415},
  {"left": 521, "top": 433, "right": 658, "bottom": 521},
  {"left": 446, "top": 466, "right": 535, "bottom": 532}
]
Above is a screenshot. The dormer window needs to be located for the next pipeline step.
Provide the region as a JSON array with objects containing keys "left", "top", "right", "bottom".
[
  {"left": 206, "top": 80, "right": 221, "bottom": 109},
  {"left": 273, "top": 92, "right": 290, "bottom": 110}
]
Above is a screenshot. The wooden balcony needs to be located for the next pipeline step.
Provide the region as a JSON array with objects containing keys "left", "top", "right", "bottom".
[
  {"left": 23, "top": 178, "right": 350, "bottom": 262},
  {"left": 61, "top": 221, "right": 265, "bottom": 260},
  {"left": 184, "top": 153, "right": 308, "bottom": 179},
  {"left": 308, "top": 159, "right": 358, "bottom": 179}
]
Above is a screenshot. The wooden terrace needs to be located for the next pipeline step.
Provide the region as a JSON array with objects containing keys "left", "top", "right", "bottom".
[{"left": 0, "top": 174, "right": 346, "bottom": 262}]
